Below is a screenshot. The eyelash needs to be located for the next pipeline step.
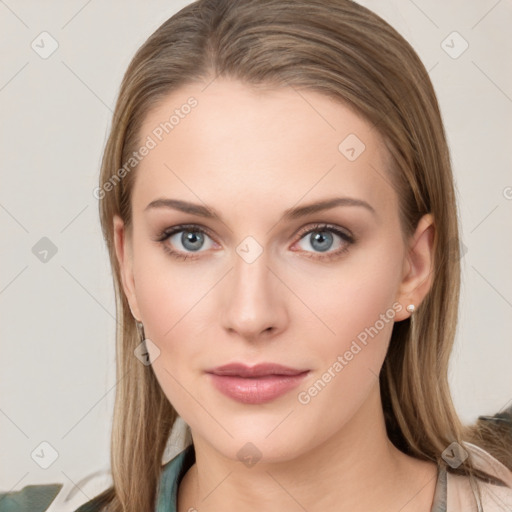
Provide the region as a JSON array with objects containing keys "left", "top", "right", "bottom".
[{"left": 154, "top": 223, "right": 355, "bottom": 262}]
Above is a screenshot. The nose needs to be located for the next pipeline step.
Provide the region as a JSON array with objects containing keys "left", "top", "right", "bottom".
[{"left": 219, "top": 247, "right": 288, "bottom": 342}]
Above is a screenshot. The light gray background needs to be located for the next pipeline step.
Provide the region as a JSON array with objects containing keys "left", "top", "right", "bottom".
[{"left": 1, "top": 0, "right": 511, "bottom": 503}]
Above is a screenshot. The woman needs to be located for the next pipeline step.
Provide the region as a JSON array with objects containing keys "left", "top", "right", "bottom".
[{"left": 75, "top": 0, "right": 512, "bottom": 510}]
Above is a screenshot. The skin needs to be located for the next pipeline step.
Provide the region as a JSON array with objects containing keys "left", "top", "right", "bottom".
[{"left": 113, "top": 78, "right": 438, "bottom": 512}]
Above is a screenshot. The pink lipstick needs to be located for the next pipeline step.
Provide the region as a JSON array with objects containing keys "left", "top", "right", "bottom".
[{"left": 206, "top": 363, "right": 310, "bottom": 404}]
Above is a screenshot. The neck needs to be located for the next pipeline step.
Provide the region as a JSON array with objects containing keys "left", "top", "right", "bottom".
[{"left": 178, "top": 385, "right": 438, "bottom": 512}]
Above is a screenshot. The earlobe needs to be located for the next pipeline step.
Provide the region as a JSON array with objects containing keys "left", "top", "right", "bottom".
[
  {"left": 394, "top": 213, "right": 435, "bottom": 321},
  {"left": 113, "top": 215, "right": 141, "bottom": 321}
]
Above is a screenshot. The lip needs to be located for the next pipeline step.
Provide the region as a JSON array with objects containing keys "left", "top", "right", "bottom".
[
  {"left": 207, "top": 362, "right": 309, "bottom": 377},
  {"left": 206, "top": 363, "right": 310, "bottom": 404}
]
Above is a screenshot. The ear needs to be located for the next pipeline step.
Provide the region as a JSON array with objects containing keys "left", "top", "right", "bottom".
[
  {"left": 113, "top": 215, "right": 141, "bottom": 322},
  {"left": 394, "top": 213, "right": 435, "bottom": 321}
]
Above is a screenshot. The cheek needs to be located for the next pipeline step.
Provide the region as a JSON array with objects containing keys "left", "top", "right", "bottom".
[
  {"left": 132, "top": 238, "right": 216, "bottom": 344},
  {"left": 286, "top": 243, "right": 403, "bottom": 355},
  {"left": 289, "top": 245, "right": 402, "bottom": 403},
  {"left": 132, "top": 258, "right": 200, "bottom": 415},
  {"left": 130, "top": 247, "right": 220, "bottom": 410},
  {"left": 293, "top": 280, "right": 398, "bottom": 434}
]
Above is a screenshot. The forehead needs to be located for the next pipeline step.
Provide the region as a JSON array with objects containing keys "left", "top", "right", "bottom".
[{"left": 133, "top": 78, "right": 396, "bottom": 220}]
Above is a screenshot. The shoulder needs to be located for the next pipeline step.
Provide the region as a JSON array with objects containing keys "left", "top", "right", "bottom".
[
  {"left": 0, "top": 445, "right": 194, "bottom": 512},
  {"left": 0, "top": 480, "right": 111, "bottom": 512},
  {"left": 446, "top": 442, "right": 512, "bottom": 511},
  {"left": 0, "top": 469, "right": 113, "bottom": 512},
  {"left": 0, "top": 484, "right": 63, "bottom": 512}
]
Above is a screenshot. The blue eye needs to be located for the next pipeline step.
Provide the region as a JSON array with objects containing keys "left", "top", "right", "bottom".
[
  {"left": 156, "top": 225, "right": 216, "bottom": 260},
  {"left": 155, "top": 223, "right": 355, "bottom": 261},
  {"left": 173, "top": 230, "right": 206, "bottom": 252},
  {"left": 294, "top": 223, "right": 354, "bottom": 260}
]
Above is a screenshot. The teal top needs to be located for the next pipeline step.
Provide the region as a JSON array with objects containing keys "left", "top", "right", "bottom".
[
  {"left": 0, "top": 444, "right": 446, "bottom": 512},
  {"left": 155, "top": 443, "right": 197, "bottom": 512}
]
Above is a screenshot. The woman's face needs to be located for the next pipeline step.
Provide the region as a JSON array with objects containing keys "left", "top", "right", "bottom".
[{"left": 114, "top": 78, "right": 434, "bottom": 462}]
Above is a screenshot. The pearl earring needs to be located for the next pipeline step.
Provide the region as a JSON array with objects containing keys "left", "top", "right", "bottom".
[{"left": 406, "top": 304, "right": 415, "bottom": 314}]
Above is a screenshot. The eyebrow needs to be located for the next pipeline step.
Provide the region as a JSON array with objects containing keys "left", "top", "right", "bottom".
[{"left": 144, "top": 196, "right": 376, "bottom": 221}]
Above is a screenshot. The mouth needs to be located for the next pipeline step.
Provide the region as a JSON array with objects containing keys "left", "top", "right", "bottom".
[{"left": 205, "top": 362, "right": 310, "bottom": 404}]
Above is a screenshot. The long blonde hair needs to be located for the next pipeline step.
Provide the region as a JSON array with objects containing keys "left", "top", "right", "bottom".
[{"left": 90, "top": 1, "right": 510, "bottom": 510}]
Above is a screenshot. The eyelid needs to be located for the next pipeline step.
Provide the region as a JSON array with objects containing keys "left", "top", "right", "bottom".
[
  {"left": 294, "top": 222, "right": 355, "bottom": 243},
  {"left": 155, "top": 223, "right": 217, "bottom": 243}
]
